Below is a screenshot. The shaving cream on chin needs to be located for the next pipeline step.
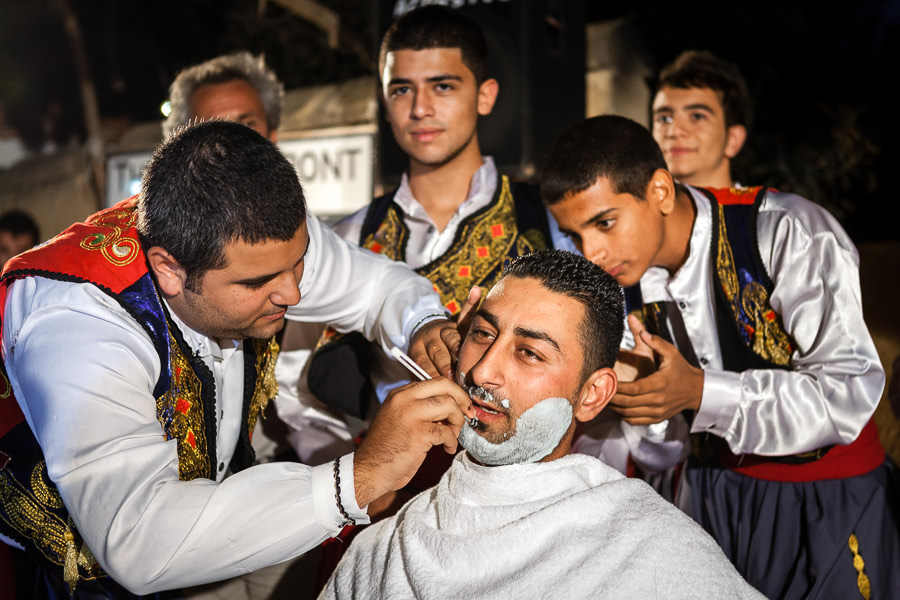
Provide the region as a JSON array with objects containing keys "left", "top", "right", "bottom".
[{"left": 458, "top": 396, "right": 573, "bottom": 466}]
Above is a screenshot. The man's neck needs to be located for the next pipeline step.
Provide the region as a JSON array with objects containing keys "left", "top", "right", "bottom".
[
  {"left": 407, "top": 144, "right": 485, "bottom": 232},
  {"left": 658, "top": 186, "right": 698, "bottom": 274},
  {"left": 680, "top": 162, "right": 733, "bottom": 189}
]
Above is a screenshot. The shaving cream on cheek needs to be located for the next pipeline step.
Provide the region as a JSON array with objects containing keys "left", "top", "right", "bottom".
[{"left": 458, "top": 397, "right": 573, "bottom": 465}]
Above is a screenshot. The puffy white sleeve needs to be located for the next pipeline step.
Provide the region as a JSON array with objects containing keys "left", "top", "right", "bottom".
[
  {"left": 692, "top": 192, "right": 885, "bottom": 455},
  {"left": 286, "top": 213, "right": 447, "bottom": 354},
  {"left": 2, "top": 278, "right": 368, "bottom": 594}
]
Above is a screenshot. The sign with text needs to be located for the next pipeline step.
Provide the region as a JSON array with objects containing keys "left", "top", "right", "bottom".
[
  {"left": 105, "top": 131, "right": 375, "bottom": 219},
  {"left": 278, "top": 132, "right": 374, "bottom": 218}
]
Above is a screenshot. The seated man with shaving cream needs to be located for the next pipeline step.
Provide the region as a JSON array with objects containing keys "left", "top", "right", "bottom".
[{"left": 319, "top": 249, "right": 764, "bottom": 600}]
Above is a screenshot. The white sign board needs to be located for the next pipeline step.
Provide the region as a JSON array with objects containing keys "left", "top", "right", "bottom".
[
  {"left": 105, "top": 132, "right": 375, "bottom": 220},
  {"left": 277, "top": 133, "right": 373, "bottom": 218}
]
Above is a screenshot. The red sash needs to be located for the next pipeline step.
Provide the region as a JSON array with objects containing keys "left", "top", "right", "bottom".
[{"left": 715, "top": 419, "right": 884, "bottom": 482}]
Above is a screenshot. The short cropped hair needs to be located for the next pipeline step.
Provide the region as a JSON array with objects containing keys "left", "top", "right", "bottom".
[
  {"left": 502, "top": 249, "right": 624, "bottom": 381},
  {"left": 540, "top": 115, "right": 666, "bottom": 205},
  {"left": 379, "top": 6, "right": 489, "bottom": 85},
  {"left": 0, "top": 210, "right": 40, "bottom": 245},
  {"left": 657, "top": 50, "right": 753, "bottom": 130},
  {"left": 138, "top": 121, "right": 306, "bottom": 291},
  {"left": 163, "top": 52, "right": 284, "bottom": 138}
]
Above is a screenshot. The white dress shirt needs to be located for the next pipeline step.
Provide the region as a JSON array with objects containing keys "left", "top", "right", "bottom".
[{"left": 1, "top": 212, "right": 446, "bottom": 594}]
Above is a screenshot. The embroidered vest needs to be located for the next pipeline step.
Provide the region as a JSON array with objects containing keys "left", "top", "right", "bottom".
[
  {"left": 307, "top": 175, "right": 552, "bottom": 419},
  {"left": 626, "top": 186, "right": 794, "bottom": 371},
  {"left": 0, "top": 198, "right": 279, "bottom": 591},
  {"left": 626, "top": 187, "right": 884, "bottom": 478}
]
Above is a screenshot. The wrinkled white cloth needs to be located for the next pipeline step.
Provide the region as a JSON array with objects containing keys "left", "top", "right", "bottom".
[{"left": 320, "top": 452, "right": 765, "bottom": 600}]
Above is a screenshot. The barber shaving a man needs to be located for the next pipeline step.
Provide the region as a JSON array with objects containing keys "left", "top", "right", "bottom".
[
  {"left": 0, "top": 120, "right": 475, "bottom": 598},
  {"left": 321, "top": 249, "right": 763, "bottom": 600}
]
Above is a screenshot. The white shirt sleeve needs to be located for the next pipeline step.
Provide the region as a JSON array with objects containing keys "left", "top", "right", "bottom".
[
  {"left": 273, "top": 208, "right": 379, "bottom": 462},
  {"left": 2, "top": 277, "right": 369, "bottom": 594},
  {"left": 691, "top": 191, "right": 885, "bottom": 455},
  {"left": 288, "top": 212, "right": 448, "bottom": 354}
]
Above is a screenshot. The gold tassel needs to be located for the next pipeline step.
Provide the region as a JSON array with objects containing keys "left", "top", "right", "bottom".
[
  {"left": 848, "top": 533, "right": 871, "bottom": 600},
  {"left": 63, "top": 520, "right": 79, "bottom": 595}
]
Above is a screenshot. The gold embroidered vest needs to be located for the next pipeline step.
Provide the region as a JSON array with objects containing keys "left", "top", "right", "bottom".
[{"left": 0, "top": 198, "right": 279, "bottom": 590}]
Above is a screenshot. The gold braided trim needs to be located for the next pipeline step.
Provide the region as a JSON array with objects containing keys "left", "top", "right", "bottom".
[
  {"left": 156, "top": 322, "right": 212, "bottom": 481},
  {"left": 715, "top": 203, "right": 793, "bottom": 366},
  {"left": 247, "top": 337, "right": 280, "bottom": 436},
  {"left": 0, "top": 462, "right": 104, "bottom": 582},
  {"left": 848, "top": 533, "right": 872, "bottom": 600},
  {"left": 362, "top": 176, "right": 547, "bottom": 317}
]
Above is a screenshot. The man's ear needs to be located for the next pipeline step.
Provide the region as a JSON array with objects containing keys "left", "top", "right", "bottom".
[
  {"left": 146, "top": 246, "right": 187, "bottom": 298},
  {"left": 646, "top": 168, "right": 677, "bottom": 216},
  {"left": 724, "top": 124, "right": 747, "bottom": 159},
  {"left": 477, "top": 78, "right": 499, "bottom": 116},
  {"left": 574, "top": 367, "right": 617, "bottom": 423}
]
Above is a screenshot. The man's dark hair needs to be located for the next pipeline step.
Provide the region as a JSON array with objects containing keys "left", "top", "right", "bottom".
[
  {"left": 379, "top": 6, "right": 489, "bottom": 85},
  {"left": 163, "top": 52, "right": 284, "bottom": 138},
  {"left": 0, "top": 210, "right": 40, "bottom": 244},
  {"left": 138, "top": 120, "right": 306, "bottom": 291},
  {"left": 657, "top": 50, "right": 753, "bottom": 130},
  {"left": 540, "top": 115, "right": 666, "bottom": 205},
  {"left": 503, "top": 249, "right": 624, "bottom": 380}
]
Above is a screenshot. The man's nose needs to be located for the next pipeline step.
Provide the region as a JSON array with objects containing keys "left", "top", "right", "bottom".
[
  {"left": 582, "top": 237, "right": 609, "bottom": 268},
  {"left": 468, "top": 342, "right": 504, "bottom": 390},
  {"left": 270, "top": 272, "right": 301, "bottom": 307},
  {"left": 665, "top": 116, "right": 687, "bottom": 138},
  {"left": 410, "top": 89, "right": 434, "bottom": 119}
]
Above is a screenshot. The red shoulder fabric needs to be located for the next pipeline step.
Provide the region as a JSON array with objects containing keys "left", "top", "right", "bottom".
[{"left": 1, "top": 196, "right": 146, "bottom": 294}]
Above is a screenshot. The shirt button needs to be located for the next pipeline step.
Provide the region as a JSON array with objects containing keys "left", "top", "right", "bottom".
[
  {"left": 678, "top": 301, "right": 687, "bottom": 309},
  {"left": 427, "top": 225, "right": 435, "bottom": 233},
  {"left": 219, "top": 462, "right": 225, "bottom": 472},
  {"left": 708, "top": 424, "right": 716, "bottom": 430},
  {"left": 699, "top": 357, "right": 708, "bottom": 365}
]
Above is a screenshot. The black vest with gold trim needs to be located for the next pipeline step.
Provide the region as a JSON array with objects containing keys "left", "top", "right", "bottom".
[
  {"left": 626, "top": 186, "right": 794, "bottom": 372},
  {"left": 307, "top": 174, "right": 552, "bottom": 419},
  {"left": 0, "top": 198, "right": 279, "bottom": 593}
]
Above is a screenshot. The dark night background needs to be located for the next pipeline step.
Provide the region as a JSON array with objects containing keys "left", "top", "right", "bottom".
[{"left": 1, "top": 0, "right": 898, "bottom": 241}]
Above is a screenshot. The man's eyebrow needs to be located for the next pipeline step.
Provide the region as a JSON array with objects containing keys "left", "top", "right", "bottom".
[
  {"left": 514, "top": 326, "right": 561, "bottom": 352},
  {"left": 234, "top": 236, "right": 309, "bottom": 286},
  {"left": 653, "top": 103, "right": 715, "bottom": 115},
  {"left": 387, "top": 74, "right": 463, "bottom": 86},
  {"left": 475, "top": 306, "right": 561, "bottom": 352},
  {"left": 475, "top": 307, "right": 499, "bottom": 329},
  {"left": 683, "top": 103, "right": 715, "bottom": 113}
]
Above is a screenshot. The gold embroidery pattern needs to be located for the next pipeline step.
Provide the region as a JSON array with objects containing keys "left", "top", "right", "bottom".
[
  {"left": 362, "top": 204, "right": 408, "bottom": 262},
  {"left": 79, "top": 206, "right": 141, "bottom": 267},
  {"left": 156, "top": 324, "right": 211, "bottom": 481},
  {"left": 716, "top": 204, "right": 793, "bottom": 366},
  {"left": 0, "top": 370, "right": 10, "bottom": 399},
  {"left": 362, "top": 177, "right": 547, "bottom": 316},
  {"left": 0, "top": 462, "right": 104, "bottom": 581},
  {"left": 848, "top": 533, "right": 872, "bottom": 600},
  {"left": 247, "top": 337, "right": 280, "bottom": 435}
]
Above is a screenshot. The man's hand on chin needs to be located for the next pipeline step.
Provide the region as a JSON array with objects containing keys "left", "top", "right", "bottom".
[{"left": 352, "top": 378, "right": 475, "bottom": 510}]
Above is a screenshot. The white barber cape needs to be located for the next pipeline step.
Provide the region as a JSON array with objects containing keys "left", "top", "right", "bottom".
[{"left": 320, "top": 452, "right": 765, "bottom": 600}]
